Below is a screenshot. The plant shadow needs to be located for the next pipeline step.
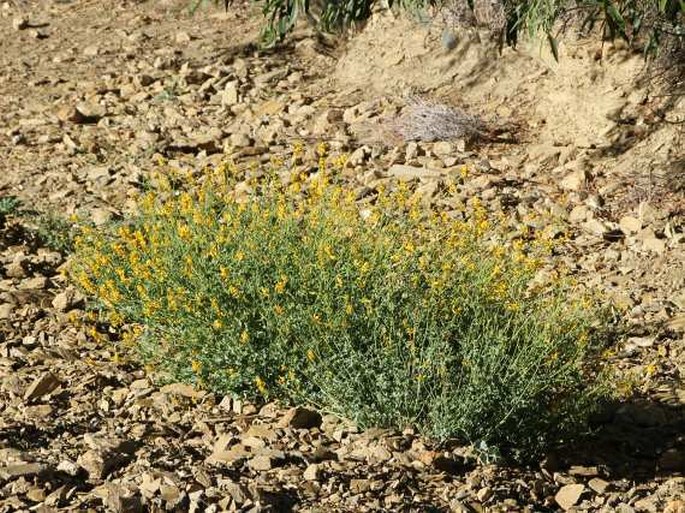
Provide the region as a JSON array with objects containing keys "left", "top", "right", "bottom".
[{"left": 551, "top": 396, "right": 685, "bottom": 481}]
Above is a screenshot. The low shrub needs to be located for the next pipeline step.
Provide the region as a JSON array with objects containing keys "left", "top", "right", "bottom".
[{"left": 70, "top": 151, "right": 613, "bottom": 457}]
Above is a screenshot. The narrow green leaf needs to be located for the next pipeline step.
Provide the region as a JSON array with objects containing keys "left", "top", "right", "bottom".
[
  {"left": 605, "top": 2, "right": 627, "bottom": 39},
  {"left": 547, "top": 32, "right": 560, "bottom": 62}
]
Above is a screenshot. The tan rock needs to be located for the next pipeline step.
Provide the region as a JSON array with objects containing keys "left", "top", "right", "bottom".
[
  {"left": 52, "top": 288, "right": 81, "bottom": 312},
  {"left": 642, "top": 237, "right": 666, "bottom": 254},
  {"left": 665, "top": 500, "right": 685, "bottom": 513},
  {"left": 24, "top": 372, "right": 60, "bottom": 402},
  {"left": 303, "top": 463, "right": 320, "bottom": 481},
  {"left": 476, "top": 486, "right": 493, "bottom": 502},
  {"left": 83, "top": 45, "right": 99, "bottom": 56},
  {"left": 619, "top": 215, "right": 642, "bottom": 234},
  {"left": 560, "top": 168, "right": 587, "bottom": 191},
  {"left": 278, "top": 406, "right": 322, "bottom": 429},
  {"left": 5, "top": 261, "right": 25, "bottom": 278},
  {"left": 350, "top": 478, "right": 370, "bottom": 494},
  {"left": 248, "top": 454, "right": 274, "bottom": 472},
  {"left": 19, "top": 276, "right": 48, "bottom": 290},
  {"left": 667, "top": 313, "right": 685, "bottom": 333},
  {"left": 568, "top": 205, "right": 589, "bottom": 223},
  {"left": 432, "top": 141, "right": 453, "bottom": 156},
  {"left": 221, "top": 82, "right": 239, "bottom": 106},
  {"left": 223, "top": 481, "right": 250, "bottom": 506},
  {"left": 208, "top": 437, "right": 249, "bottom": 465},
  {"left": 73, "top": 102, "right": 106, "bottom": 124},
  {"left": 0, "top": 303, "right": 12, "bottom": 320},
  {"left": 160, "top": 382, "right": 202, "bottom": 399},
  {"left": 12, "top": 15, "right": 29, "bottom": 30},
  {"left": 26, "top": 487, "right": 46, "bottom": 502},
  {"left": 582, "top": 219, "right": 606, "bottom": 236},
  {"left": 175, "top": 31, "right": 192, "bottom": 44},
  {"left": 555, "top": 483, "right": 584, "bottom": 510},
  {"left": 388, "top": 164, "right": 442, "bottom": 181},
  {"left": 588, "top": 477, "right": 610, "bottom": 494},
  {"left": 0, "top": 463, "right": 46, "bottom": 480}
]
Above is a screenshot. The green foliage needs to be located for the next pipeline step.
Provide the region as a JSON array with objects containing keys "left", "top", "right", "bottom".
[
  {"left": 70, "top": 151, "right": 614, "bottom": 457},
  {"left": 31, "top": 213, "right": 76, "bottom": 254},
  {"left": 196, "top": 0, "right": 683, "bottom": 62},
  {"left": 0, "top": 196, "right": 75, "bottom": 253},
  {"left": 0, "top": 196, "right": 21, "bottom": 228},
  {"left": 495, "top": 0, "right": 684, "bottom": 61}
]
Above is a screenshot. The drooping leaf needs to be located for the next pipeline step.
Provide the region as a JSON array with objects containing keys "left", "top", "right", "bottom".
[
  {"left": 547, "top": 32, "right": 560, "bottom": 62},
  {"left": 605, "top": 1, "right": 628, "bottom": 40}
]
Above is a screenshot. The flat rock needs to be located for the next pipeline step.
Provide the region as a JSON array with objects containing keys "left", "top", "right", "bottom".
[
  {"left": 160, "top": 382, "right": 203, "bottom": 399},
  {"left": 224, "top": 481, "right": 250, "bottom": 506},
  {"left": 588, "top": 477, "right": 610, "bottom": 494},
  {"left": 0, "top": 463, "right": 47, "bottom": 481},
  {"left": 619, "top": 215, "right": 642, "bottom": 234},
  {"left": 555, "top": 484, "right": 584, "bottom": 510},
  {"left": 388, "top": 164, "right": 442, "bottom": 180},
  {"left": 248, "top": 454, "right": 275, "bottom": 472},
  {"left": 24, "top": 372, "right": 61, "bottom": 402},
  {"left": 560, "top": 168, "right": 587, "bottom": 191},
  {"left": 72, "top": 102, "right": 106, "bottom": 123},
  {"left": 278, "top": 406, "right": 322, "bottom": 429},
  {"left": 0, "top": 303, "right": 13, "bottom": 320},
  {"left": 19, "top": 276, "right": 48, "bottom": 290},
  {"left": 642, "top": 237, "right": 666, "bottom": 254},
  {"left": 209, "top": 439, "right": 250, "bottom": 465},
  {"left": 303, "top": 463, "right": 320, "bottom": 481}
]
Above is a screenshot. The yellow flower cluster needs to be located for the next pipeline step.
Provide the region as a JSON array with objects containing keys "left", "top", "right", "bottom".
[{"left": 68, "top": 142, "right": 605, "bottom": 408}]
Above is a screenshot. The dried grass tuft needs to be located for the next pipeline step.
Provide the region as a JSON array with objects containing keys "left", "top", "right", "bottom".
[{"left": 394, "top": 96, "right": 489, "bottom": 143}]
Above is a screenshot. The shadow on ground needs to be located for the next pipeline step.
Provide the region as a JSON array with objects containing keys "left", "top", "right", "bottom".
[{"left": 553, "top": 397, "right": 685, "bottom": 481}]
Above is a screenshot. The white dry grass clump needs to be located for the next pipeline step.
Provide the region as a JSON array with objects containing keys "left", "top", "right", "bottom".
[{"left": 395, "top": 96, "right": 489, "bottom": 143}]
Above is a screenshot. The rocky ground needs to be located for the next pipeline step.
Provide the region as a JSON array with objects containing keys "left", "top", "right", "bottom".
[{"left": 1, "top": 0, "right": 684, "bottom": 511}]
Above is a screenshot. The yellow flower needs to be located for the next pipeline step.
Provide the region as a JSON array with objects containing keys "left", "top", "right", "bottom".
[
  {"left": 177, "top": 223, "right": 191, "bottom": 241},
  {"left": 306, "top": 349, "right": 316, "bottom": 362},
  {"left": 191, "top": 360, "right": 203, "bottom": 374},
  {"left": 274, "top": 275, "right": 288, "bottom": 294},
  {"left": 505, "top": 302, "right": 520, "bottom": 312},
  {"left": 240, "top": 330, "right": 250, "bottom": 344},
  {"left": 255, "top": 376, "right": 267, "bottom": 395},
  {"left": 219, "top": 266, "right": 230, "bottom": 280},
  {"left": 316, "top": 141, "right": 327, "bottom": 157}
]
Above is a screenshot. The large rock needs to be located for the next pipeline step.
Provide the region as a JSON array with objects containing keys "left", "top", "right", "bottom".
[{"left": 555, "top": 484, "right": 584, "bottom": 510}]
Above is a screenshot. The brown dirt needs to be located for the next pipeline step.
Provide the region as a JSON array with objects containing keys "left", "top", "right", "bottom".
[{"left": 0, "top": 0, "right": 684, "bottom": 511}]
